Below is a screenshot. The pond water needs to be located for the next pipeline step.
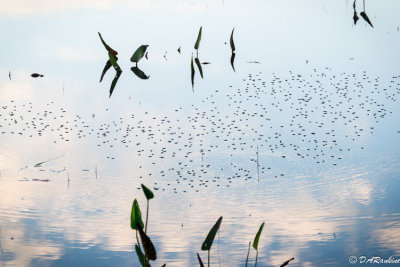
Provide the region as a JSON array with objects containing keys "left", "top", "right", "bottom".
[{"left": 1, "top": 0, "right": 400, "bottom": 266}]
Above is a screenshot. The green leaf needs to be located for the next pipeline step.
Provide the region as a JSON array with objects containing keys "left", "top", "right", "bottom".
[
  {"left": 141, "top": 184, "right": 154, "bottom": 200},
  {"left": 197, "top": 253, "right": 205, "bottom": 267},
  {"left": 98, "top": 32, "right": 118, "bottom": 56},
  {"left": 194, "top": 57, "right": 203, "bottom": 79},
  {"left": 137, "top": 222, "right": 157, "bottom": 261},
  {"left": 34, "top": 155, "right": 65, "bottom": 167},
  {"left": 130, "top": 199, "right": 144, "bottom": 230},
  {"left": 135, "top": 245, "right": 149, "bottom": 267},
  {"left": 194, "top": 26, "right": 202, "bottom": 50},
  {"left": 131, "top": 67, "right": 150, "bottom": 80},
  {"left": 100, "top": 60, "right": 112, "bottom": 82},
  {"left": 131, "top": 45, "right": 149, "bottom": 64},
  {"left": 201, "top": 216, "right": 223, "bottom": 251},
  {"left": 190, "top": 54, "right": 195, "bottom": 90},
  {"left": 108, "top": 52, "right": 121, "bottom": 72},
  {"left": 230, "top": 28, "right": 235, "bottom": 52},
  {"left": 109, "top": 70, "right": 122, "bottom": 98},
  {"left": 253, "top": 222, "right": 265, "bottom": 250}
]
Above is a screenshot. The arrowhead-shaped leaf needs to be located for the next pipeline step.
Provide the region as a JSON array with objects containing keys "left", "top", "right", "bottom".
[
  {"left": 201, "top": 216, "right": 223, "bottom": 251},
  {"left": 253, "top": 222, "right": 265, "bottom": 250}
]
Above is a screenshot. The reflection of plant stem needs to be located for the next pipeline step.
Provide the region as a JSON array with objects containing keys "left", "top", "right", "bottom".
[
  {"left": 208, "top": 250, "right": 210, "bottom": 267},
  {"left": 136, "top": 230, "right": 140, "bottom": 249},
  {"left": 145, "top": 199, "right": 149, "bottom": 234},
  {"left": 363, "top": 0, "right": 365, "bottom": 11}
]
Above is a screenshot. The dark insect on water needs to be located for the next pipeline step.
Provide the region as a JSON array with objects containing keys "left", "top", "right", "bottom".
[{"left": 31, "top": 73, "right": 44, "bottom": 78}]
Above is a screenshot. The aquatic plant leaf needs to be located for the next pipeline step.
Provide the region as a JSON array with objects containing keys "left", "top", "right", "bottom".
[
  {"left": 230, "top": 52, "right": 236, "bottom": 72},
  {"left": 34, "top": 155, "right": 65, "bottom": 167},
  {"left": 109, "top": 70, "right": 122, "bottom": 98},
  {"left": 137, "top": 222, "right": 157, "bottom": 261},
  {"left": 201, "top": 216, "right": 223, "bottom": 251},
  {"left": 131, "top": 67, "right": 150, "bottom": 80},
  {"left": 197, "top": 253, "right": 205, "bottom": 267},
  {"left": 360, "top": 12, "right": 373, "bottom": 27},
  {"left": 194, "top": 26, "right": 202, "bottom": 50},
  {"left": 253, "top": 222, "right": 265, "bottom": 250},
  {"left": 100, "top": 60, "right": 112, "bottom": 82},
  {"left": 141, "top": 184, "right": 154, "bottom": 200},
  {"left": 135, "top": 245, "right": 149, "bottom": 267},
  {"left": 108, "top": 52, "right": 121, "bottom": 72},
  {"left": 280, "top": 257, "right": 295, "bottom": 267},
  {"left": 98, "top": 32, "right": 118, "bottom": 56},
  {"left": 130, "top": 199, "right": 144, "bottom": 230},
  {"left": 177, "top": 46, "right": 181, "bottom": 54},
  {"left": 131, "top": 45, "right": 149, "bottom": 64},
  {"left": 194, "top": 57, "right": 203, "bottom": 79},
  {"left": 191, "top": 54, "right": 195, "bottom": 90},
  {"left": 230, "top": 28, "right": 235, "bottom": 52}
]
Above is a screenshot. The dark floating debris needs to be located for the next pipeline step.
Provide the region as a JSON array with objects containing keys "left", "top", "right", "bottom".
[
  {"left": 31, "top": 73, "right": 44, "bottom": 78},
  {"left": 177, "top": 46, "right": 181, "bottom": 54},
  {"left": 247, "top": 61, "right": 261, "bottom": 64}
]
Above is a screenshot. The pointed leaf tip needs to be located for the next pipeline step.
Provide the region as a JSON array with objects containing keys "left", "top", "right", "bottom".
[
  {"left": 201, "top": 216, "right": 223, "bottom": 251},
  {"left": 141, "top": 184, "right": 154, "bottom": 200},
  {"left": 194, "top": 26, "right": 202, "bottom": 50},
  {"left": 253, "top": 222, "right": 265, "bottom": 250},
  {"left": 130, "top": 199, "right": 144, "bottom": 230}
]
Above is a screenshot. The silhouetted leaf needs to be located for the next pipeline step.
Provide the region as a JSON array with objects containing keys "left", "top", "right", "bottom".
[
  {"left": 109, "top": 70, "right": 122, "bottom": 98},
  {"left": 100, "top": 60, "right": 112, "bottom": 82},
  {"left": 177, "top": 46, "right": 181, "bottom": 54},
  {"left": 197, "top": 253, "right": 205, "bottom": 267},
  {"left": 194, "top": 57, "right": 203, "bottom": 79},
  {"left": 191, "top": 54, "right": 195, "bottom": 90},
  {"left": 360, "top": 12, "right": 373, "bottom": 27},
  {"left": 230, "top": 28, "right": 235, "bottom": 52},
  {"left": 201, "top": 216, "right": 223, "bottom": 251},
  {"left": 98, "top": 32, "right": 118, "bottom": 56},
  {"left": 353, "top": 11, "right": 359, "bottom": 25},
  {"left": 253, "top": 222, "right": 265, "bottom": 250},
  {"left": 194, "top": 26, "right": 202, "bottom": 50},
  {"left": 137, "top": 222, "right": 157, "bottom": 261},
  {"left": 230, "top": 52, "right": 236, "bottom": 72},
  {"left": 131, "top": 67, "right": 150, "bottom": 80},
  {"left": 135, "top": 245, "right": 149, "bottom": 267},
  {"left": 131, "top": 45, "right": 149, "bottom": 64},
  {"left": 130, "top": 199, "right": 144, "bottom": 230},
  {"left": 141, "top": 184, "right": 154, "bottom": 200},
  {"left": 31, "top": 73, "right": 44, "bottom": 78},
  {"left": 280, "top": 257, "right": 295, "bottom": 267}
]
